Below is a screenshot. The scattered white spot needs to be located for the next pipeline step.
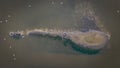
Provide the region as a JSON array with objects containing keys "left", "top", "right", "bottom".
[
  {"left": 5, "top": 20, "right": 8, "bottom": 23},
  {"left": 60, "top": 2, "right": 63, "bottom": 5},
  {"left": 52, "top": 1, "right": 55, "bottom": 5},
  {"left": 13, "top": 58, "right": 16, "bottom": 61},
  {"left": 13, "top": 54, "right": 15, "bottom": 57},
  {"left": 117, "top": 10, "right": 120, "bottom": 13},
  {"left": 0, "top": 21, "right": 2, "bottom": 23},
  {"left": 9, "top": 45, "right": 12, "bottom": 48},
  {"left": 3, "top": 38, "right": 6, "bottom": 40},
  {"left": 28, "top": 4, "right": 32, "bottom": 7},
  {"left": 8, "top": 15, "right": 11, "bottom": 18}
]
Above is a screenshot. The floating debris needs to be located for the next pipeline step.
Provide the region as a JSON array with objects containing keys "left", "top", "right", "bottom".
[
  {"left": 9, "top": 28, "right": 110, "bottom": 55},
  {"left": 9, "top": 31, "right": 24, "bottom": 39}
]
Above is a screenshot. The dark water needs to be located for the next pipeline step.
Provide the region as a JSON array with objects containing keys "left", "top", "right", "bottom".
[{"left": 0, "top": 0, "right": 120, "bottom": 68}]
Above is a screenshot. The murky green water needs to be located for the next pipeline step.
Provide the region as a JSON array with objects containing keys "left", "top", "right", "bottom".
[{"left": 0, "top": 0, "right": 120, "bottom": 68}]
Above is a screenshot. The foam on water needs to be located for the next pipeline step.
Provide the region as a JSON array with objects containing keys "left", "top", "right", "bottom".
[{"left": 8, "top": 1, "right": 111, "bottom": 55}]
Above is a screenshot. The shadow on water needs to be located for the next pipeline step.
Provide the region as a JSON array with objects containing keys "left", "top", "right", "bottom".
[{"left": 28, "top": 33, "right": 101, "bottom": 55}]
